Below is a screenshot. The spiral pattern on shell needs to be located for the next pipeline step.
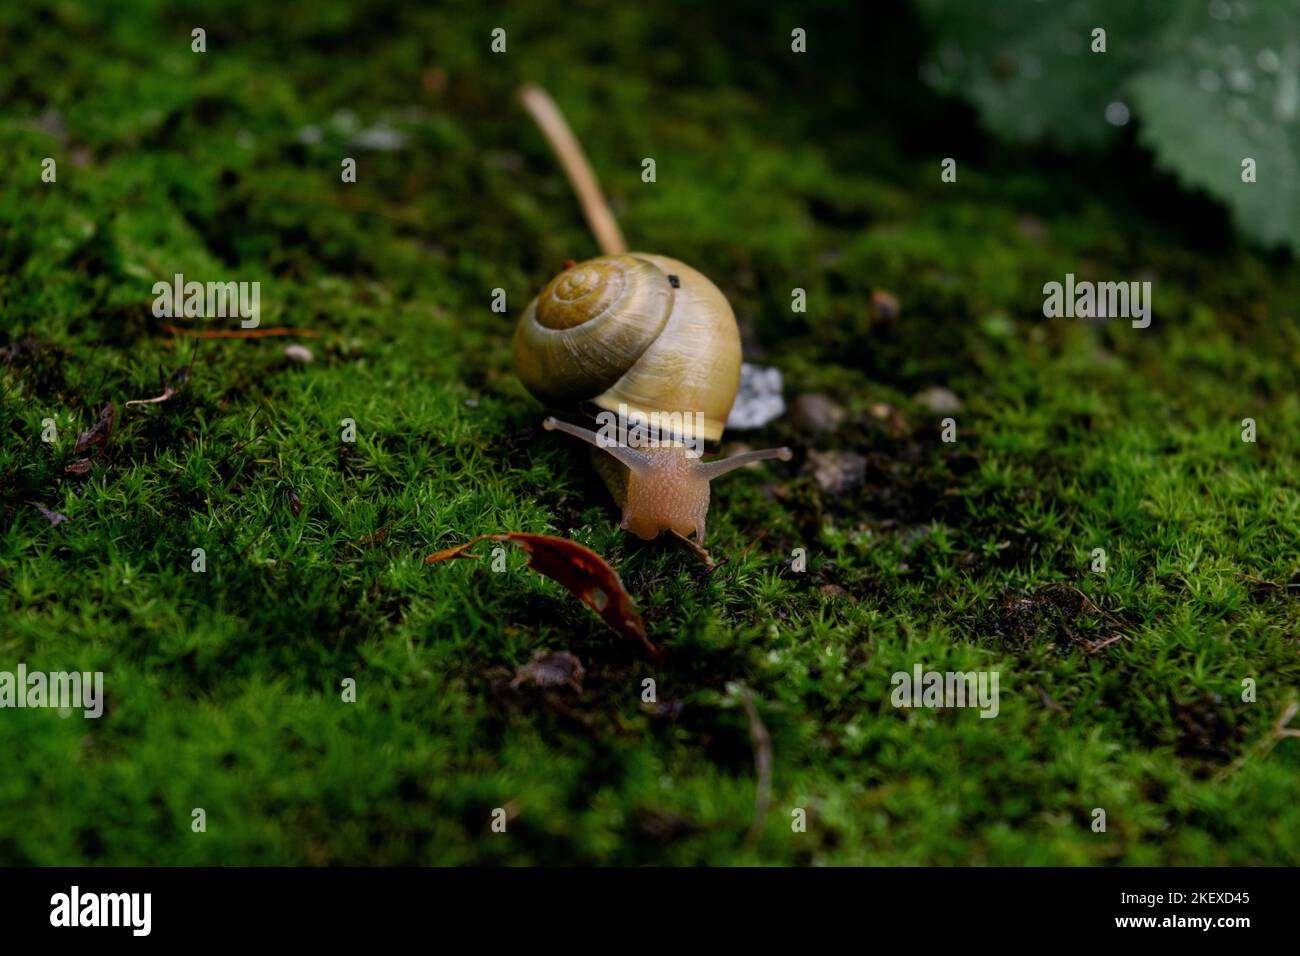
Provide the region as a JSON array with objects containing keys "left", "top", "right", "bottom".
[{"left": 513, "top": 253, "right": 742, "bottom": 442}]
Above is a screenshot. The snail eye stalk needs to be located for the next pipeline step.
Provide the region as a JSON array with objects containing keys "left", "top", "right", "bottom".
[
  {"left": 695, "top": 447, "right": 793, "bottom": 482},
  {"left": 542, "top": 417, "right": 656, "bottom": 474}
]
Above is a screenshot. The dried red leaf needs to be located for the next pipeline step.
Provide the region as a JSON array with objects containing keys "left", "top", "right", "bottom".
[
  {"left": 426, "top": 532, "right": 657, "bottom": 658},
  {"left": 63, "top": 458, "right": 93, "bottom": 476}
]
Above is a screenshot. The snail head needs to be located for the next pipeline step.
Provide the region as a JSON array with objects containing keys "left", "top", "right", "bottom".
[{"left": 543, "top": 417, "right": 791, "bottom": 543}]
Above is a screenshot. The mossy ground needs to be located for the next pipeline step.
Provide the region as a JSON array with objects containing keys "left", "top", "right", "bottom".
[{"left": 1, "top": 0, "right": 1298, "bottom": 865}]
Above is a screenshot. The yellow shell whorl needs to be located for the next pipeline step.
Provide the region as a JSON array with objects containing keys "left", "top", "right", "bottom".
[
  {"left": 514, "top": 254, "right": 672, "bottom": 402},
  {"left": 513, "top": 253, "right": 741, "bottom": 442}
]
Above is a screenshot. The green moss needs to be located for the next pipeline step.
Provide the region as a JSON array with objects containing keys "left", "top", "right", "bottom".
[{"left": 0, "top": 0, "right": 1297, "bottom": 865}]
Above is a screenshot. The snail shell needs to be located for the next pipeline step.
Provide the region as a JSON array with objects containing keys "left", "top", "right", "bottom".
[{"left": 512, "top": 253, "right": 742, "bottom": 442}]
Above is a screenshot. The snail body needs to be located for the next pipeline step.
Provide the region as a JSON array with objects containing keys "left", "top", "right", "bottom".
[{"left": 514, "top": 253, "right": 791, "bottom": 543}]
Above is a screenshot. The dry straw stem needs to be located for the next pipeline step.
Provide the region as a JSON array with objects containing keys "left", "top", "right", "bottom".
[{"left": 519, "top": 84, "right": 628, "bottom": 257}]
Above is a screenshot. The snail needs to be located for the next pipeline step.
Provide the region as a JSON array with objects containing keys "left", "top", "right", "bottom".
[{"left": 513, "top": 86, "right": 791, "bottom": 556}]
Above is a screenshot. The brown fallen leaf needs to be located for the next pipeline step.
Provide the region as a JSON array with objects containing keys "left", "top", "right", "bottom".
[
  {"left": 64, "top": 458, "right": 93, "bottom": 476},
  {"left": 426, "top": 532, "right": 657, "bottom": 659},
  {"left": 510, "top": 650, "right": 585, "bottom": 691},
  {"left": 74, "top": 402, "right": 115, "bottom": 457}
]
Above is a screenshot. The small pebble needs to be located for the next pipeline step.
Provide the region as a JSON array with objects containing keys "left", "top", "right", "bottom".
[
  {"left": 914, "top": 386, "right": 963, "bottom": 414},
  {"left": 726, "top": 362, "right": 786, "bottom": 430},
  {"left": 352, "top": 124, "right": 407, "bottom": 152},
  {"left": 283, "top": 344, "right": 314, "bottom": 363},
  {"left": 791, "top": 393, "right": 846, "bottom": 433},
  {"left": 808, "top": 449, "right": 867, "bottom": 494}
]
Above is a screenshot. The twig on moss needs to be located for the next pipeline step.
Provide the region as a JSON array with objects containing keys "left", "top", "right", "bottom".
[
  {"left": 161, "top": 325, "right": 320, "bottom": 339},
  {"left": 519, "top": 84, "right": 627, "bottom": 257}
]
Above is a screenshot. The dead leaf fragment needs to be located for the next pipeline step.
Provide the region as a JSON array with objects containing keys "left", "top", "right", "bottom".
[
  {"left": 818, "top": 583, "right": 852, "bottom": 600},
  {"left": 426, "top": 532, "right": 656, "bottom": 658},
  {"left": 510, "top": 650, "right": 585, "bottom": 691},
  {"left": 74, "top": 402, "right": 115, "bottom": 457}
]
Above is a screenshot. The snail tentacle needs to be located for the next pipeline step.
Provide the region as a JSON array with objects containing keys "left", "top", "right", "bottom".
[
  {"left": 695, "top": 447, "right": 794, "bottom": 482},
  {"left": 542, "top": 416, "right": 656, "bottom": 474}
]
